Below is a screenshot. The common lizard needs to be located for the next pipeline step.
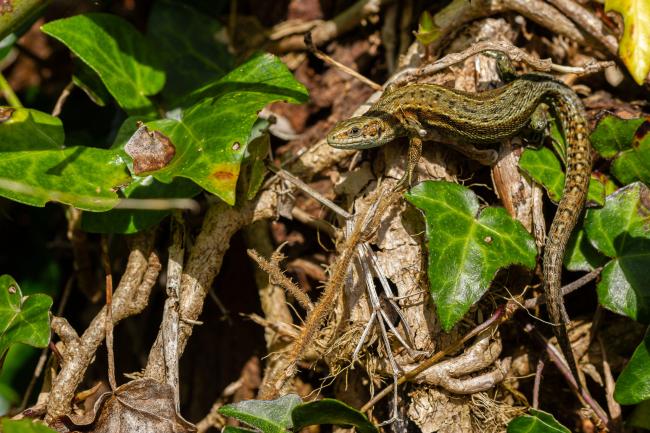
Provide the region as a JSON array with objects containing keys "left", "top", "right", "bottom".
[{"left": 326, "top": 71, "right": 591, "bottom": 386}]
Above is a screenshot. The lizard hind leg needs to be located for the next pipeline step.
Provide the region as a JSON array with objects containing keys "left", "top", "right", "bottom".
[{"left": 521, "top": 104, "right": 549, "bottom": 147}]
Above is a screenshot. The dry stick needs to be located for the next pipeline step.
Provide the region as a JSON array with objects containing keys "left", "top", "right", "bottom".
[
  {"left": 361, "top": 305, "right": 507, "bottom": 413},
  {"left": 524, "top": 267, "right": 602, "bottom": 309},
  {"left": 100, "top": 237, "right": 117, "bottom": 391},
  {"left": 304, "top": 32, "right": 382, "bottom": 91},
  {"left": 389, "top": 39, "right": 614, "bottom": 86},
  {"left": 247, "top": 249, "right": 314, "bottom": 312},
  {"left": 598, "top": 335, "right": 623, "bottom": 432},
  {"left": 162, "top": 215, "right": 184, "bottom": 411},
  {"left": 532, "top": 357, "right": 545, "bottom": 409},
  {"left": 545, "top": 0, "right": 618, "bottom": 55},
  {"left": 47, "top": 236, "right": 160, "bottom": 421},
  {"left": 51, "top": 81, "right": 74, "bottom": 117},
  {"left": 525, "top": 323, "right": 609, "bottom": 427},
  {"left": 272, "top": 0, "right": 392, "bottom": 53}
]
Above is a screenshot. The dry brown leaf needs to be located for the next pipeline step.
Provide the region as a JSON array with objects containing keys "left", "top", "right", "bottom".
[{"left": 65, "top": 378, "right": 195, "bottom": 433}]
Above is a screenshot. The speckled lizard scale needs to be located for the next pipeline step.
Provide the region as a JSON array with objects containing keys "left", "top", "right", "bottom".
[{"left": 327, "top": 73, "right": 591, "bottom": 384}]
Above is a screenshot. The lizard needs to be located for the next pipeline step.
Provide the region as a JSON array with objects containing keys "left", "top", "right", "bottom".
[{"left": 326, "top": 66, "right": 591, "bottom": 387}]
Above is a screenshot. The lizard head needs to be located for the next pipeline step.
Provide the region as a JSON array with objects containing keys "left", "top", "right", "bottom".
[{"left": 326, "top": 115, "right": 398, "bottom": 149}]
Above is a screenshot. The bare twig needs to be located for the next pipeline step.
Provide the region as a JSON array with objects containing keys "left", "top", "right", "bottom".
[
  {"left": 47, "top": 235, "right": 160, "bottom": 421},
  {"left": 598, "top": 336, "right": 622, "bottom": 431},
  {"left": 51, "top": 81, "right": 74, "bottom": 117},
  {"left": 304, "top": 32, "right": 382, "bottom": 91},
  {"left": 524, "top": 323, "right": 609, "bottom": 427},
  {"left": 162, "top": 216, "right": 184, "bottom": 411},
  {"left": 390, "top": 40, "right": 614, "bottom": 86},
  {"left": 545, "top": 0, "right": 618, "bottom": 55},
  {"left": 100, "top": 237, "right": 117, "bottom": 391},
  {"left": 272, "top": 0, "right": 393, "bottom": 53},
  {"left": 532, "top": 357, "right": 545, "bottom": 409},
  {"left": 524, "top": 267, "right": 602, "bottom": 309}
]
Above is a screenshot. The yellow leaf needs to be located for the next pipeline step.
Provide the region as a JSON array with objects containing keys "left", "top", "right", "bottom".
[{"left": 605, "top": 0, "right": 650, "bottom": 84}]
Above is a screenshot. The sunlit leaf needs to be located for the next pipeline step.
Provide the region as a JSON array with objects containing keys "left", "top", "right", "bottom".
[
  {"left": 41, "top": 13, "right": 165, "bottom": 114},
  {"left": 129, "top": 53, "right": 307, "bottom": 205},
  {"left": 605, "top": 0, "right": 650, "bottom": 84},
  {"left": 584, "top": 182, "right": 650, "bottom": 322},
  {"left": 405, "top": 181, "right": 537, "bottom": 330}
]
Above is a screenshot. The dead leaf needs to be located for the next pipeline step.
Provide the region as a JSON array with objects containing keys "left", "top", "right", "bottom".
[
  {"left": 125, "top": 122, "right": 176, "bottom": 175},
  {"left": 64, "top": 378, "right": 196, "bottom": 433}
]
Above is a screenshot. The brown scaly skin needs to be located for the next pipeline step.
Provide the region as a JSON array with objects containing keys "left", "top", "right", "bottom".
[{"left": 327, "top": 73, "right": 591, "bottom": 386}]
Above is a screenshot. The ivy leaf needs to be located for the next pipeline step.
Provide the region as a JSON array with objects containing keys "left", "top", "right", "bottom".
[
  {"left": 405, "top": 181, "right": 537, "bottom": 330},
  {"left": 519, "top": 147, "right": 607, "bottom": 206},
  {"left": 564, "top": 227, "right": 607, "bottom": 272},
  {"left": 218, "top": 394, "right": 302, "bottom": 433},
  {"left": 1, "top": 419, "right": 58, "bottom": 433},
  {"left": 507, "top": 409, "right": 570, "bottom": 433},
  {"left": 605, "top": 0, "right": 650, "bottom": 84},
  {"left": 41, "top": 13, "right": 165, "bottom": 114},
  {"left": 130, "top": 53, "right": 307, "bottom": 205},
  {"left": 611, "top": 121, "right": 650, "bottom": 185},
  {"left": 590, "top": 115, "right": 646, "bottom": 158},
  {"left": 147, "top": 0, "right": 233, "bottom": 102},
  {"left": 614, "top": 326, "right": 650, "bottom": 404},
  {"left": 591, "top": 115, "right": 650, "bottom": 185},
  {"left": 584, "top": 182, "right": 650, "bottom": 322},
  {"left": 0, "top": 107, "right": 130, "bottom": 211},
  {"left": 0, "top": 275, "right": 52, "bottom": 363},
  {"left": 292, "top": 399, "right": 378, "bottom": 433}
]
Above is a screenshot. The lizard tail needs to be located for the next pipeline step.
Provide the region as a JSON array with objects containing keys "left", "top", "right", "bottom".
[{"left": 542, "top": 81, "right": 592, "bottom": 387}]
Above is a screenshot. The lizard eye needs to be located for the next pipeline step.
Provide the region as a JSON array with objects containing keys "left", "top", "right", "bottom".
[{"left": 350, "top": 126, "right": 361, "bottom": 136}]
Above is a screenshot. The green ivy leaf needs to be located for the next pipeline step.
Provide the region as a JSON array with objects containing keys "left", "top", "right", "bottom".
[
  {"left": 590, "top": 115, "right": 650, "bottom": 185},
  {"left": 292, "top": 399, "right": 378, "bottom": 433},
  {"left": 0, "top": 107, "right": 130, "bottom": 211},
  {"left": 1, "top": 419, "right": 58, "bottom": 433},
  {"left": 219, "top": 394, "right": 302, "bottom": 433},
  {"left": 131, "top": 53, "right": 307, "bottom": 205},
  {"left": 614, "top": 326, "right": 650, "bottom": 404},
  {"left": 0, "top": 275, "right": 52, "bottom": 363},
  {"left": 41, "top": 13, "right": 165, "bottom": 114},
  {"left": 584, "top": 182, "right": 650, "bottom": 322},
  {"left": 563, "top": 227, "right": 607, "bottom": 272},
  {"left": 147, "top": 0, "right": 233, "bottom": 102},
  {"left": 519, "top": 147, "right": 606, "bottom": 206},
  {"left": 405, "top": 181, "right": 537, "bottom": 330},
  {"left": 591, "top": 115, "right": 646, "bottom": 158},
  {"left": 507, "top": 409, "right": 570, "bottom": 433},
  {"left": 611, "top": 120, "right": 650, "bottom": 185}
]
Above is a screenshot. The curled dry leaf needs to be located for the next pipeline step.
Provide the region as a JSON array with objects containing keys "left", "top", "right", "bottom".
[
  {"left": 125, "top": 122, "right": 176, "bottom": 175},
  {"left": 64, "top": 378, "right": 196, "bottom": 433}
]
